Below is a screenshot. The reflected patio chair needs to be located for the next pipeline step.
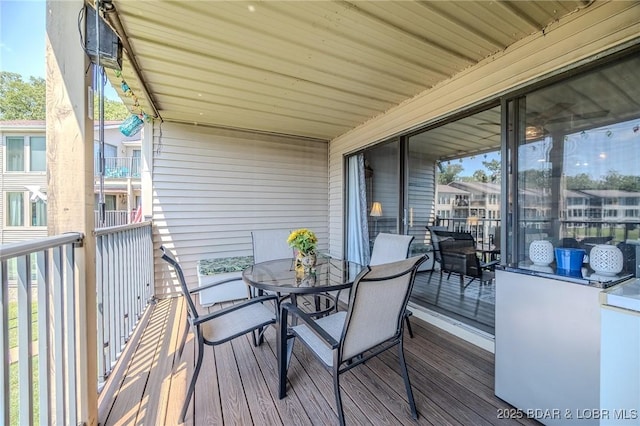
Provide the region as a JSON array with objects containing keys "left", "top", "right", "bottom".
[
  {"left": 278, "top": 255, "right": 427, "bottom": 426},
  {"left": 426, "top": 225, "right": 449, "bottom": 278},
  {"left": 369, "top": 232, "right": 417, "bottom": 338},
  {"left": 160, "top": 246, "right": 278, "bottom": 422},
  {"left": 431, "top": 229, "right": 498, "bottom": 292}
]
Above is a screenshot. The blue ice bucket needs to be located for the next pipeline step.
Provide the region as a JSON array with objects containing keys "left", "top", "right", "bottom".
[{"left": 555, "top": 248, "right": 586, "bottom": 271}]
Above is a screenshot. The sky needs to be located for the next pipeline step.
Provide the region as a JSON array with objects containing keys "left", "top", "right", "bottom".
[{"left": 1, "top": 0, "right": 119, "bottom": 99}]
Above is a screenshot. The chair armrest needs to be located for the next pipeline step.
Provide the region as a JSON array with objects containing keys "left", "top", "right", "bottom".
[
  {"left": 192, "top": 294, "right": 277, "bottom": 326},
  {"left": 281, "top": 302, "right": 339, "bottom": 349},
  {"left": 189, "top": 276, "right": 244, "bottom": 294},
  {"left": 441, "top": 251, "right": 469, "bottom": 274},
  {"left": 480, "top": 259, "right": 500, "bottom": 270}
]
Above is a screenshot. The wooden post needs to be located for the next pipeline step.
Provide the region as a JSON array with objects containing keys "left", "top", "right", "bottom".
[{"left": 46, "top": 1, "right": 98, "bottom": 424}]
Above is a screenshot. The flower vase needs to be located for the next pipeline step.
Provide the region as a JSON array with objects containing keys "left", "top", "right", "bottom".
[{"left": 296, "top": 251, "right": 317, "bottom": 275}]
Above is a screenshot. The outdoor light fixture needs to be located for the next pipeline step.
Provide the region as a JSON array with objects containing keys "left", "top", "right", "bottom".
[{"left": 525, "top": 125, "right": 545, "bottom": 140}]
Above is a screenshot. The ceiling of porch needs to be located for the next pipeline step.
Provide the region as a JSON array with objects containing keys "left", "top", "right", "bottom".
[{"left": 103, "top": 0, "right": 590, "bottom": 147}]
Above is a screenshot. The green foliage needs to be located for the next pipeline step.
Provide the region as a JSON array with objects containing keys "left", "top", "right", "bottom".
[
  {"left": 472, "top": 169, "right": 488, "bottom": 183},
  {"left": 482, "top": 159, "right": 501, "bottom": 182},
  {"left": 96, "top": 96, "right": 129, "bottom": 121},
  {"left": 437, "top": 163, "right": 464, "bottom": 184},
  {"left": 287, "top": 228, "right": 318, "bottom": 254},
  {"left": 0, "top": 72, "right": 46, "bottom": 120},
  {"left": 0, "top": 71, "right": 127, "bottom": 121}
]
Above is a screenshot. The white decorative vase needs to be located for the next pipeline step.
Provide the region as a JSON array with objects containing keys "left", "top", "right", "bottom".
[
  {"left": 529, "top": 240, "right": 554, "bottom": 266},
  {"left": 589, "top": 244, "right": 623, "bottom": 277}
]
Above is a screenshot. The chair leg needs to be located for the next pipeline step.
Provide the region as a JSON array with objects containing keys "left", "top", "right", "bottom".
[
  {"left": 180, "top": 333, "right": 204, "bottom": 422},
  {"left": 398, "top": 342, "right": 418, "bottom": 420},
  {"left": 333, "top": 369, "right": 346, "bottom": 426},
  {"left": 404, "top": 313, "right": 414, "bottom": 339},
  {"left": 252, "top": 326, "right": 266, "bottom": 347},
  {"left": 177, "top": 317, "right": 190, "bottom": 359}
]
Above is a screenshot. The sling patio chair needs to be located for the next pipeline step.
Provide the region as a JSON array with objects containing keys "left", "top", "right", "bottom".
[
  {"left": 160, "top": 246, "right": 278, "bottom": 422},
  {"left": 369, "top": 232, "right": 419, "bottom": 338},
  {"left": 278, "top": 255, "right": 427, "bottom": 426}
]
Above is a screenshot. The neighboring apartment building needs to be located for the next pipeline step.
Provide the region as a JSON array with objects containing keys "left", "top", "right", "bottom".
[
  {"left": 434, "top": 184, "right": 470, "bottom": 220},
  {"left": 0, "top": 120, "right": 141, "bottom": 244},
  {"left": 436, "top": 180, "right": 639, "bottom": 237}
]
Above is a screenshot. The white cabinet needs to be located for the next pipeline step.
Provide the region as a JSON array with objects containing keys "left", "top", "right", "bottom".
[
  {"left": 495, "top": 270, "right": 602, "bottom": 425},
  {"left": 601, "top": 280, "right": 640, "bottom": 425}
]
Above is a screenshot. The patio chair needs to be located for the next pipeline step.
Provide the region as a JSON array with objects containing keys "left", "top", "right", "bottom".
[
  {"left": 251, "top": 229, "right": 293, "bottom": 301},
  {"left": 278, "top": 255, "right": 427, "bottom": 426},
  {"left": 369, "top": 232, "right": 417, "bottom": 338},
  {"left": 429, "top": 228, "right": 498, "bottom": 292},
  {"left": 426, "top": 225, "right": 449, "bottom": 278},
  {"left": 160, "top": 246, "right": 278, "bottom": 422}
]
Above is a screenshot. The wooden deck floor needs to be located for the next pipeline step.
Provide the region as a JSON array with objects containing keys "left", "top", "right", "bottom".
[{"left": 98, "top": 296, "right": 538, "bottom": 426}]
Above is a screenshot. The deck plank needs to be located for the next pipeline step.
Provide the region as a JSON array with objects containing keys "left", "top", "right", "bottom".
[
  {"left": 103, "top": 298, "right": 171, "bottom": 425},
  {"left": 242, "top": 329, "right": 313, "bottom": 426},
  {"left": 193, "top": 302, "right": 224, "bottom": 425},
  {"left": 158, "top": 296, "right": 187, "bottom": 426},
  {"left": 136, "top": 297, "right": 180, "bottom": 425},
  {"left": 98, "top": 296, "right": 540, "bottom": 426}
]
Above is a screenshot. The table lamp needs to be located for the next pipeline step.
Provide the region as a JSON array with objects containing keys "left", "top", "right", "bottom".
[{"left": 370, "top": 201, "right": 382, "bottom": 234}]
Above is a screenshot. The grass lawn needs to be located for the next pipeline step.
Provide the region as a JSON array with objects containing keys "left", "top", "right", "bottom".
[
  {"left": 9, "top": 355, "right": 40, "bottom": 425},
  {"left": 8, "top": 300, "right": 39, "bottom": 349}
]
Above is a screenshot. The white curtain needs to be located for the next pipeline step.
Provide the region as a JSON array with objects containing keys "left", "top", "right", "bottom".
[
  {"left": 346, "top": 154, "right": 370, "bottom": 265},
  {"left": 8, "top": 192, "right": 24, "bottom": 226}
]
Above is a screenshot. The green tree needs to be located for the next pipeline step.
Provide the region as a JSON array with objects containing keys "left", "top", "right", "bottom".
[
  {"left": 0, "top": 72, "right": 46, "bottom": 120},
  {"left": 97, "top": 97, "right": 129, "bottom": 121},
  {"left": 438, "top": 163, "right": 464, "bottom": 184},
  {"left": 473, "top": 169, "right": 488, "bottom": 182},
  {"left": 565, "top": 173, "right": 596, "bottom": 190},
  {"left": 482, "top": 159, "right": 501, "bottom": 182},
  {"left": 0, "top": 71, "right": 127, "bottom": 121}
]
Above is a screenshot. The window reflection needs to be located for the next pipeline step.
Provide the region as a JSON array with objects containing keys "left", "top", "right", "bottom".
[{"left": 516, "top": 55, "right": 640, "bottom": 274}]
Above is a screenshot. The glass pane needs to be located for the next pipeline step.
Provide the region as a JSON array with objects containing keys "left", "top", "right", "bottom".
[
  {"left": 364, "top": 141, "right": 399, "bottom": 241},
  {"left": 7, "top": 192, "right": 24, "bottom": 226},
  {"left": 105, "top": 195, "right": 117, "bottom": 210},
  {"left": 516, "top": 55, "right": 640, "bottom": 274},
  {"left": 6, "top": 137, "right": 24, "bottom": 171},
  {"left": 31, "top": 199, "right": 47, "bottom": 226},
  {"left": 104, "top": 143, "right": 118, "bottom": 158},
  {"left": 406, "top": 140, "right": 435, "bottom": 256},
  {"left": 30, "top": 136, "right": 46, "bottom": 171}
]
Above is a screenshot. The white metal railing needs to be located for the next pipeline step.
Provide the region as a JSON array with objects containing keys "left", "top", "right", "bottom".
[
  {"left": 1, "top": 221, "right": 154, "bottom": 424},
  {"left": 94, "top": 210, "right": 131, "bottom": 228},
  {"left": 1, "top": 233, "right": 84, "bottom": 426},
  {"left": 95, "top": 157, "right": 141, "bottom": 178},
  {"left": 95, "top": 221, "right": 153, "bottom": 388}
]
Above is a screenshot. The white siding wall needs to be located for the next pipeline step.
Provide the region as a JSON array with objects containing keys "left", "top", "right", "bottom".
[
  {"left": 152, "top": 122, "right": 328, "bottom": 296},
  {"left": 328, "top": 1, "right": 639, "bottom": 257},
  {"left": 0, "top": 130, "right": 48, "bottom": 243}
]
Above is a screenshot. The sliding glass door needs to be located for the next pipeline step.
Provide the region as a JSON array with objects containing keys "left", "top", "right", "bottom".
[{"left": 345, "top": 140, "right": 399, "bottom": 264}]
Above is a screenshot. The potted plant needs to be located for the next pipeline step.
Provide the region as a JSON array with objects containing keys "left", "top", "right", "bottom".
[{"left": 287, "top": 228, "right": 318, "bottom": 273}]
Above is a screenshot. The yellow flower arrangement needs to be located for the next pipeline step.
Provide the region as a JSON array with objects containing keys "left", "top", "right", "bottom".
[{"left": 287, "top": 228, "right": 318, "bottom": 255}]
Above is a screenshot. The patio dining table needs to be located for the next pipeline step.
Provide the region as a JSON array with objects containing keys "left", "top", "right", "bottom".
[
  {"left": 242, "top": 255, "right": 366, "bottom": 312},
  {"left": 242, "top": 255, "right": 366, "bottom": 367}
]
